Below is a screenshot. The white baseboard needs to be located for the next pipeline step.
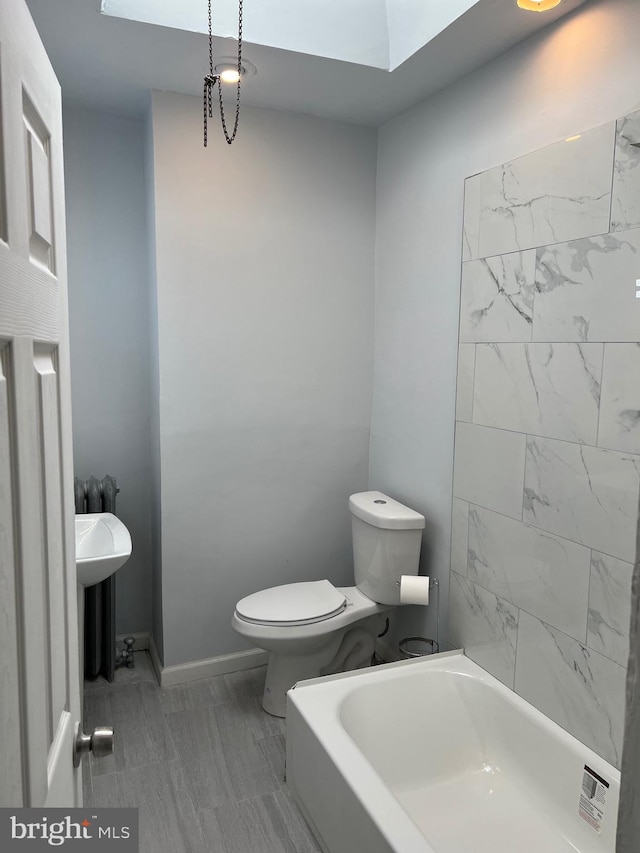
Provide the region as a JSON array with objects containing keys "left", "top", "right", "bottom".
[
  {"left": 114, "top": 631, "right": 268, "bottom": 687},
  {"left": 159, "top": 648, "right": 269, "bottom": 688}
]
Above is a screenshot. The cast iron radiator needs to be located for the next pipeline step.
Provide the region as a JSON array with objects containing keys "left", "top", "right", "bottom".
[{"left": 75, "top": 475, "right": 118, "bottom": 682}]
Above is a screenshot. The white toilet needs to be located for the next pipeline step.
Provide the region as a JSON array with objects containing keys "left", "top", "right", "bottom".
[{"left": 231, "top": 491, "right": 425, "bottom": 716}]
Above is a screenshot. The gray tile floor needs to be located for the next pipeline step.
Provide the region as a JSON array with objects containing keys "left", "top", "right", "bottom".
[{"left": 83, "top": 652, "right": 321, "bottom": 853}]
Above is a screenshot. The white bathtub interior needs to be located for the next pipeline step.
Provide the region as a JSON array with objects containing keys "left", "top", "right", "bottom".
[{"left": 286, "top": 652, "right": 620, "bottom": 853}]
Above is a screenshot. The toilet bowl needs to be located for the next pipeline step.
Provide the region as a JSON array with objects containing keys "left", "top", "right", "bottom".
[
  {"left": 232, "top": 491, "right": 425, "bottom": 717},
  {"left": 232, "top": 583, "right": 388, "bottom": 716}
]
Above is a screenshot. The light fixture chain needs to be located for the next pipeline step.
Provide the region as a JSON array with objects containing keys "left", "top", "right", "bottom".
[
  {"left": 208, "top": 0, "right": 214, "bottom": 76},
  {"left": 203, "top": 0, "right": 243, "bottom": 146},
  {"left": 203, "top": 0, "right": 215, "bottom": 146},
  {"left": 203, "top": 80, "right": 214, "bottom": 147},
  {"left": 216, "top": 0, "right": 243, "bottom": 145}
]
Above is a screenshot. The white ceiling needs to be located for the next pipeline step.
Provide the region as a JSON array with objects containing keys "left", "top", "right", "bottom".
[
  {"left": 101, "top": 0, "right": 483, "bottom": 71},
  {"left": 102, "top": 0, "right": 391, "bottom": 69},
  {"left": 26, "top": 0, "right": 591, "bottom": 126}
]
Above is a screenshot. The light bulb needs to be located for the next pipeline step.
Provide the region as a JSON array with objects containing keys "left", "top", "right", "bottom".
[
  {"left": 516, "top": 0, "right": 562, "bottom": 10},
  {"left": 220, "top": 68, "right": 241, "bottom": 84}
]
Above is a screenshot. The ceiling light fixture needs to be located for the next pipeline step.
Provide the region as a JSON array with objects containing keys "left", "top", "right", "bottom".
[
  {"left": 516, "top": 0, "right": 562, "bottom": 10},
  {"left": 214, "top": 59, "right": 257, "bottom": 86},
  {"left": 203, "top": 0, "right": 244, "bottom": 146},
  {"left": 218, "top": 66, "right": 241, "bottom": 85}
]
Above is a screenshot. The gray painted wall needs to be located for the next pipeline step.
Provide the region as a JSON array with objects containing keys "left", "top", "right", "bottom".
[
  {"left": 143, "top": 106, "right": 164, "bottom": 661},
  {"left": 371, "top": 0, "right": 640, "bottom": 655},
  {"left": 64, "top": 105, "right": 153, "bottom": 636},
  {"left": 150, "top": 93, "right": 377, "bottom": 666}
]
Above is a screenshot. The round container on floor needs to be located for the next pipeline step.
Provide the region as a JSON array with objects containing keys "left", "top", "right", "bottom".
[{"left": 399, "top": 636, "right": 439, "bottom": 658}]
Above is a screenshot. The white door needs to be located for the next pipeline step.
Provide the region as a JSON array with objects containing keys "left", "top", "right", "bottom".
[{"left": 0, "top": 0, "right": 81, "bottom": 807}]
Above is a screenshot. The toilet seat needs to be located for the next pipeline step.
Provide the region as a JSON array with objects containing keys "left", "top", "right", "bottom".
[{"left": 235, "top": 579, "right": 347, "bottom": 627}]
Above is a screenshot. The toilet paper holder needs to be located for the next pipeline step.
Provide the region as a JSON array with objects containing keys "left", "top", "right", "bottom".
[{"left": 396, "top": 577, "right": 440, "bottom": 654}]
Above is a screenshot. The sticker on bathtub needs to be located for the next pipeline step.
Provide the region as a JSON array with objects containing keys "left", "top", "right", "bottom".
[{"left": 578, "top": 765, "right": 609, "bottom": 833}]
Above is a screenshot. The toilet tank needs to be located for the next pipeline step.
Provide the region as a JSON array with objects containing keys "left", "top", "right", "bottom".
[{"left": 349, "top": 491, "right": 425, "bottom": 605}]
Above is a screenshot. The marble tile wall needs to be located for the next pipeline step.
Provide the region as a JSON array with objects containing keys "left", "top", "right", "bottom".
[{"left": 450, "top": 108, "right": 640, "bottom": 769}]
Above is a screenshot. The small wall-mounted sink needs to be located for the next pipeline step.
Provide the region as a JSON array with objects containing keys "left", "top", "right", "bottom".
[{"left": 75, "top": 513, "right": 132, "bottom": 587}]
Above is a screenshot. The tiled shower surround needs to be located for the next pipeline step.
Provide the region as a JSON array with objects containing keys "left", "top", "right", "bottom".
[{"left": 450, "top": 108, "right": 640, "bottom": 769}]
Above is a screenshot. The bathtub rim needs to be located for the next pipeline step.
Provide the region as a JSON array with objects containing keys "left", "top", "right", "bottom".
[
  {"left": 288, "top": 650, "right": 621, "bottom": 785},
  {"left": 286, "top": 650, "right": 620, "bottom": 853}
]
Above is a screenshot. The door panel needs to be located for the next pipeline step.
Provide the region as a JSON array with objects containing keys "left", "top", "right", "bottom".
[
  {"left": 0, "top": 0, "right": 80, "bottom": 807},
  {"left": 0, "top": 342, "right": 23, "bottom": 805},
  {"left": 0, "top": 52, "right": 7, "bottom": 243},
  {"left": 12, "top": 334, "right": 52, "bottom": 805},
  {"left": 37, "top": 345, "right": 68, "bottom": 741},
  {"left": 24, "top": 91, "right": 55, "bottom": 273}
]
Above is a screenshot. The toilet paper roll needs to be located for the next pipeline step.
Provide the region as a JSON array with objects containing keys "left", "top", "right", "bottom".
[{"left": 399, "top": 575, "right": 430, "bottom": 606}]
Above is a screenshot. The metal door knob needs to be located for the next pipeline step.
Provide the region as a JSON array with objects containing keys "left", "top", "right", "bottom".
[{"left": 73, "top": 724, "right": 114, "bottom": 767}]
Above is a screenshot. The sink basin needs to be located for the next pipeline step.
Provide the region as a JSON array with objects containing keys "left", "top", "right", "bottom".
[{"left": 75, "top": 513, "right": 132, "bottom": 587}]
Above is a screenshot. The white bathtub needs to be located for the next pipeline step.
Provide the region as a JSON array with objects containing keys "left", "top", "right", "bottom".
[{"left": 286, "top": 651, "right": 620, "bottom": 853}]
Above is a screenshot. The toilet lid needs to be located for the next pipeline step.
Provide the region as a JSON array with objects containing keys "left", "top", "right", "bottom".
[{"left": 235, "top": 580, "right": 347, "bottom": 627}]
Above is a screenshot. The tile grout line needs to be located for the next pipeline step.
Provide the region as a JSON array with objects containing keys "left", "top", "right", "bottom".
[
  {"left": 585, "top": 547, "right": 595, "bottom": 650},
  {"left": 465, "top": 498, "right": 470, "bottom": 578},
  {"left": 464, "top": 546, "right": 626, "bottom": 671},
  {"left": 595, "top": 343, "right": 606, "bottom": 449},
  {"left": 463, "top": 336, "right": 640, "bottom": 344},
  {"left": 461, "top": 226, "right": 620, "bottom": 266},
  {"left": 460, "top": 498, "right": 634, "bottom": 572},
  {"left": 459, "top": 569, "right": 625, "bottom": 671},
  {"left": 465, "top": 413, "right": 640, "bottom": 458},
  {"left": 520, "top": 430, "right": 527, "bottom": 522},
  {"left": 463, "top": 543, "right": 631, "bottom": 669},
  {"left": 463, "top": 503, "right": 616, "bottom": 657},
  {"left": 470, "top": 343, "right": 477, "bottom": 425},
  {"left": 528, "top": 247, "right": 537, "bottom": 347},
  {"left": 512, "top": 604, "right": 521, "bottom": 693},
  {"left": 607, "top": 119, "right": 617, "bottom": 232}
]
